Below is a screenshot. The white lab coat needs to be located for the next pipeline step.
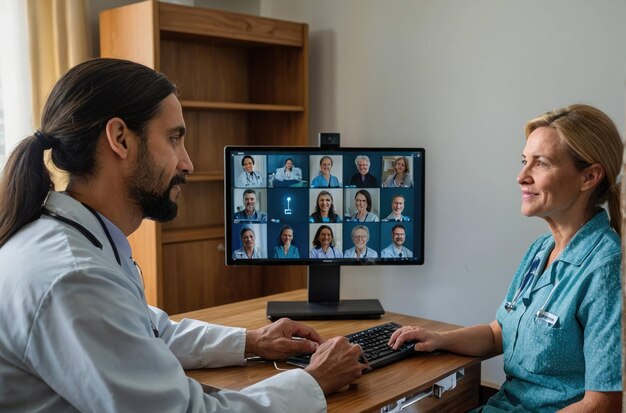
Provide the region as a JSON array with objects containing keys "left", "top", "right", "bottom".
[
  {"left": 275, "top": 166, "right": 303, "bottom": 181},
  {"left": 0, "top": 192, "right": 325, "bottom": 412},
  {"left": 237, "top": 171, "right": 264, "bottom": 187}
]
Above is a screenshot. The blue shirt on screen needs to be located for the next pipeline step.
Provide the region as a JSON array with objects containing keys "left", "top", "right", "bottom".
[
  {"left": 272, "top": 245, "right": 300, "bottom": 259},
  {"left": 382, "top": 213, "right": 411, "bottom": 222},
  {"left": 380, "top": 244, "right": 412, "bottom": 258},
  {"left": 477, "top": 210, "right": 621, "bottom": 412},
  {"left": 309, "top": 246, "right": 343, "bottom": 259},
  {"left": 309, "top": 215, "right": 342, "bottom": 223},
  {"left": 233, "top": 210, "right": 267, "bottom": 223},
  {"left": 344, "top": 247, "right": 378, "bottom": 259},
  {"left": 310, "top": 175, "right": 341, "bottom": 188}
]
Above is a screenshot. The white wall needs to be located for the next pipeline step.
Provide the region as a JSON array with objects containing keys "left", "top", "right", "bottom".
[{"left": 259, "top": 0, "right": 626, "bottom": 384}]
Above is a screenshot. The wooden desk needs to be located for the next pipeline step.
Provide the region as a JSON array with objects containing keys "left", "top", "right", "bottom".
[{"left": 171, "top": 289, "right": 481, "bottom": 412}]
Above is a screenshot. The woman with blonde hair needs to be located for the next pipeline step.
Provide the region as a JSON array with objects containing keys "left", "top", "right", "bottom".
[
  {"left": 390, "top": 104, "right": 623, "bottom": 411},
  {"left": 383, "top": 156, "right": 413, "bottom": 188}
]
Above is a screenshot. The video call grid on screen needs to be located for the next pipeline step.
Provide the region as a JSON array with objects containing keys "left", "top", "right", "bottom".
[{"left": 224, "top": 146, "right": 425, "bottom": 265}]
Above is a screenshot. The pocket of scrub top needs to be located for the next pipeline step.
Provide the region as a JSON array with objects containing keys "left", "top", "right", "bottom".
[{"left": 518, "top": 316, "right": 577, "bottom": 376}]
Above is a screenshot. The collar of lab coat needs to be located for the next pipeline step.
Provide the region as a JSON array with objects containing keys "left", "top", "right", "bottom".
[{"left": 44, "top": 191, "right": 120, "bottom": 269}]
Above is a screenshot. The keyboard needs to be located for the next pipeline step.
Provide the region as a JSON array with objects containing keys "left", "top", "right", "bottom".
[{"left": 287, "top": 321, "right": 415, "bottom": 371}]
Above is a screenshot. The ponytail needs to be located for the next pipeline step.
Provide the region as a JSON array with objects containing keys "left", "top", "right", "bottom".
[
  {"left": 0, "top": 135, "right": 52, "bottom": 246},
  {"left": 597, "top": 179, "right": 621, "bottom": 237}
]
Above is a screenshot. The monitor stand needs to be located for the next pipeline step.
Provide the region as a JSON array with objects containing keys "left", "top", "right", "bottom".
[{"left": 266, "top": 265, "right": 385, "bottom": 321}]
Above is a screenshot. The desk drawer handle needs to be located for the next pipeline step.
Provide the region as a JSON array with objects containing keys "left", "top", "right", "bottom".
[{"left": 382, "top": 369, "right": 464, "bottom": 412}]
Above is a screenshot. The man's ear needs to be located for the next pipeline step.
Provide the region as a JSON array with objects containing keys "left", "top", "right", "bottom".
[
  {"left": 580, "top": 163, "right": 605, "bottom": 192},
  {"left": 105, "top": 117, "right": 132, "bottom": 159}
]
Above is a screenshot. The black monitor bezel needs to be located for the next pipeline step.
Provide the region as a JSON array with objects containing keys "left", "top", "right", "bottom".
[{"left": 224, "top": 146, "right": 425, "bottom": 266}]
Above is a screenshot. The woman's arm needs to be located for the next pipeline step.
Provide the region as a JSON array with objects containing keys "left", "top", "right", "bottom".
[
  {"left": 389, "top": 320, "right": 503, "bottom": 358},
  {"left": 294, "top": 167, "right": 302, "bottom": 180},
  {"left": 439, "top": 320, "right": 502, "bottom": 357},
  {"left": 274, "top": 168, "right": 285, "bottom": 181}
]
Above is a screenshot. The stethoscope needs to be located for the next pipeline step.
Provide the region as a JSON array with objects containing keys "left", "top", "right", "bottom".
[
  {"left": 504, "top": 257, "right": 560, "bottom": 324},
  {"left": 42, "top": 204, "right": 160, "bottom": 338},
  {"left": 391, "top": 173, "right": 407, "bottom": 187},
  {"left": 317, "top": 246, "right": 337, "bottom": 258},
  {"left": 245, "top": 171, "right": 261, "bottom": 183},
  {"left": 353, "top": 212, "right": 371, "bottom": 222},
  {"left": 316, "top": 173, "right": 334, "bottom": 187},
  {"left": 504, "top": 258, "right": 540, "bottom": 312}
]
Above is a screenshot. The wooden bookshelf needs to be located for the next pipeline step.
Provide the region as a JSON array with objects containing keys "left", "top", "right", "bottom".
[{"left": 100, "top": 0, "right": 307, "bottom": 313}]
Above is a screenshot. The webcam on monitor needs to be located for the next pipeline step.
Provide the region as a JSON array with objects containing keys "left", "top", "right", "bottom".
[{"left": 319, "top": 132, "right": 340, "bottom": 148}]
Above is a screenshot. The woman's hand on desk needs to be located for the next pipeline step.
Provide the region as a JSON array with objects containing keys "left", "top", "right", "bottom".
[
  {"left": 245, "top": 318, "right": 323, "bottom": 360},
  {"left": 388, "top": 326, "right": 442, "bottom": 352},
  {"left": 305, "top": 336, "right": 365, "bottom": 395}
]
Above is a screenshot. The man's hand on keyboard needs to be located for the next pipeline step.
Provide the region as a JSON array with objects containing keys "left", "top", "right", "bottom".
[
  {"left": 245, "top": 318, "right": 322, "bottom": 360},
  {"left": 305, "top": 337, "right": 366, "bottom": 395},
  {"left": 388, "top": 326, "right": 441, "bottom": 352}
]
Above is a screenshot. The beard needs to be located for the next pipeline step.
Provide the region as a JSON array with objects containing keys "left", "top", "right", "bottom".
[{"left": 128, "top": 141, "right": 186, "bottom": 223}]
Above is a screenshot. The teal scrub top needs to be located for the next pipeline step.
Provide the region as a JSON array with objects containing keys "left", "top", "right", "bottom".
[
  {"left": 480, "top": 210, "right": 621, "bottom": 412},
  {"left": 272, "top": 245, "right": 300, "bottom": 259},
  {"left": 310, "top": 174, "right": 341, "bottom": 188}
]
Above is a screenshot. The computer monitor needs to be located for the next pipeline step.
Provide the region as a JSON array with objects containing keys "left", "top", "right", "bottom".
[{"left": 224, "top": 145, "right": 425, "bottom": 320}]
